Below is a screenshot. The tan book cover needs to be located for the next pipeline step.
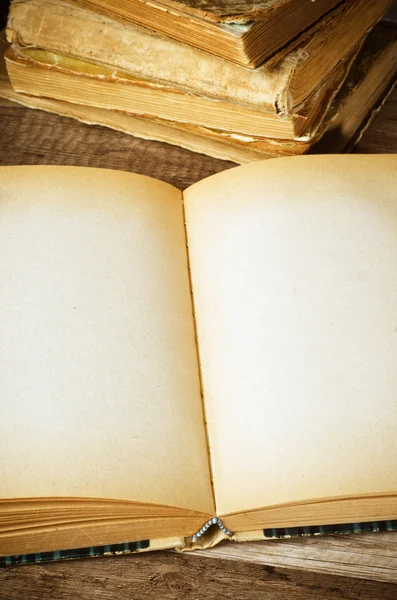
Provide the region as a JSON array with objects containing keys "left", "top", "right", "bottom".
[
  {"left": 1, "top": 155, "right": 397, "bottom": 564},
  {"left": 64, "top": 0, "right": 342, "bottom": 67}
]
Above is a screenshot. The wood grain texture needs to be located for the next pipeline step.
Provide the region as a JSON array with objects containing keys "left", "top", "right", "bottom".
[
  {"left": 0, "top": 93, "right": 397, "bottom": 598},
  {"left": 1, "top": 551, "right": 397, "bottom": 600},
  {"left": 195, "top": 532, "right": 397, "bottom": 584},
  {"left": 0, "top": 98, "right": 235, "bottom": 189}
]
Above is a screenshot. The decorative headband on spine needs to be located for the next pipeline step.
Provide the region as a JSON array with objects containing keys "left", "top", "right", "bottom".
[{"left": 192, "top": 517, "right": 233, "bottom": 542}]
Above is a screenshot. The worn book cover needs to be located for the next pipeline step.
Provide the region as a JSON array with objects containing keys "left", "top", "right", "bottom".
[{"left": 65, "top": 0, "right": 342, "bottom": 66}]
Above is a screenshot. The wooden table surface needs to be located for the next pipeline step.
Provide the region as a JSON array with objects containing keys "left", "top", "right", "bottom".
[{"left": 0, "top": 91, "right": 397, "bottom": 599}]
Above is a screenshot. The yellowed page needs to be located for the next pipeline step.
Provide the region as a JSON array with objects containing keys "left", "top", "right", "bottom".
[
  {"left": 0, "top": 166, "right": 214, "bottom": 515},
  {"left": 184, "top": 155, "right": 397, "bottom": 516}
]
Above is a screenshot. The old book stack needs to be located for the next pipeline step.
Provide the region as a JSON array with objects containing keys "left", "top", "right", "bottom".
[{"left": 1, "top": 0, "right": 397, "bottom": 162}]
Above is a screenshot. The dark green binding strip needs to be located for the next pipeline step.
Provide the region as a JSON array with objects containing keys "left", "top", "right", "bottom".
[
  {"left": 263, "top": 520, "right": 397, "bottom": 539},
  {"left": 0, "top": 539, "right": 150, "bottom": 567},
  {"left": 2, "top": 520, "right": 397, "bottom": 566}
]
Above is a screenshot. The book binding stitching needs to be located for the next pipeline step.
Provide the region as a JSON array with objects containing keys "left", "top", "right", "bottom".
[{"left": 192, "top": 517, "right": 233, "bottom": 541}]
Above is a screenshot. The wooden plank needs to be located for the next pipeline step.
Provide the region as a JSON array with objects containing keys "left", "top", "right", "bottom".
[
  {"left": 193, "top": 532, "right": 397, "bottom": 584},
  {"left": 0, "top": 98, "right": 235, "bottom": 189},
  {"left": 1, "top": 551, "right": 397, "bottom": 600}
]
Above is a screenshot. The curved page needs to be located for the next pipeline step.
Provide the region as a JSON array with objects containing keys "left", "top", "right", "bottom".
[
  {"left": 184, "top": 155, "right": 397, "bottom": 516},
  {"left": 0, "top": 166, "right": 213, "bottom": 515}
]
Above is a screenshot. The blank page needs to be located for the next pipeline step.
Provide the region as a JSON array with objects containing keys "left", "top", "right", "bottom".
[
  {"left": 184, "top": 155, "right": 397, "bottom": 515},
  {"left": 0, "top": 166, "right": 213, "bottom": 515}
]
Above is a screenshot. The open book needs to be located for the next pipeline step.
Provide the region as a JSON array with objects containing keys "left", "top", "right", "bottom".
[{"left": 1, "top": 155, "right": 397, "bottom": 564}]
